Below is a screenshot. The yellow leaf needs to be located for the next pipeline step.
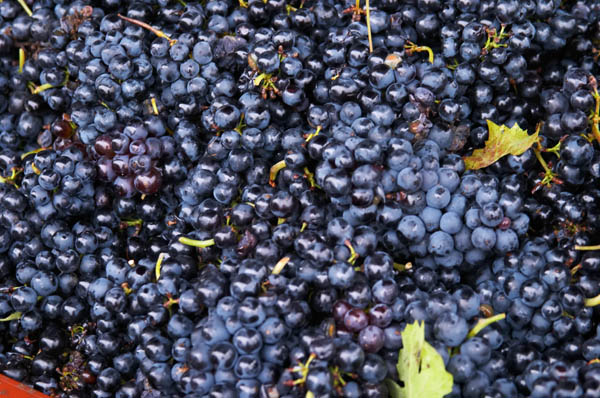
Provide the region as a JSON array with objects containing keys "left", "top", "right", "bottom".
[{"left": 463, "top": 120, "right": 539, "bottom": 170}]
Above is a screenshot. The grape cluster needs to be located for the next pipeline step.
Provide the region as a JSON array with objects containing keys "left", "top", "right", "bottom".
[{"left": 1, "top": 0, "right": 600, "bottom": 397}]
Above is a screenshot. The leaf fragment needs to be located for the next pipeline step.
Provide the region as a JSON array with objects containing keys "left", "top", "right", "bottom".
[
  {"left": 386, "top": 321, "right": 453, "bottom": 398},
  {"left": 463, "top": 120, "right": 539, "bottom": 170}
]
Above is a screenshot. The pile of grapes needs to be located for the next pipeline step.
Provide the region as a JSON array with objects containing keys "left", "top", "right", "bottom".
[{"left": 2, "top": 0, "right": 600, "bottom": 397}]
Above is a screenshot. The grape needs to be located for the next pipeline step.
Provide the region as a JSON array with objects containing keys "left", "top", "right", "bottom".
[
  {"left": 471, "top": 226, "right": 497, "bottom": 250},
  {"left": 434, "top": 312, "right": 469, "bottom": 347}
]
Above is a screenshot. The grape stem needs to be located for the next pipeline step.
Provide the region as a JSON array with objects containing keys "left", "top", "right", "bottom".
[
  {"left": 0, "top": 167, "right": 23, "bottom": 188},
  {"left": 118, "top": 14, "right": 177, "bottom": 46},
  {"left": 21, "top": 146, "right": 51, "bottom": 160},
  {"left": 28, "top": 69, "right": 70, "bottom": 94},
  {"left": 533, "top": 137, "right": 563, "bottom": 188},
  {"left": 574, "top": 245, "right": 600, "bottom": 251},
  {"left": 404, "top": 41, "right": 434, "bottom": 64},
  {"left": 303, "top": 167, "right": 320, "bottom": 189},
  {"left": 467, "top": 313, "right": 506, "bottom": 339},
  {"left": 0, "top": 312, "right": 22, "bottom": 322},
  {"left": 365, "top": 0, "right": 373, "bottom": 53},
  {"left": 18, "top": 48, "right": 25, "bottom": 74},
  {"left": 16, "top": 0, "right": 33, "bottom": 16},
  {"left": 121, "top": 283, "right": 133, "bottom": 295},
  {"left": 178, "top": 236, "right": 216, "bottom": 248},
  {"left": 285, "top": 353, "right": 317, "bottom": 386},
  {"left": 341, "top": 0, "right": 365, "bottom": 21},
  {"left": 585, "top": 293, "right": 600, "bottom": 307},
  {"left": 305, "top": 125, "right": 321, "bottom": 142},
  {"left": 344, "top": 240, "right": 359, "bottom": 265},
  {"left": 272, "top": 256, "right": 291, "bottom": 275},
  {"left": 589, "top": 76, "right": 600, "bottom": 144},
  {"left": 481, "top": 24, "right": 509, "bottom": 55},
  {"left": 155, "top": 252, "right": 167, "bottom": 281},
  {"left": 150, "top": 97, "right": 159, "bottom": 115},
  {"left": 269, "top": 160, "right": 286, "bottom": 187}
]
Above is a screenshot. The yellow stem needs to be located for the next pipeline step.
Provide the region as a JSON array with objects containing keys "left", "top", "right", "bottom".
[
  {"left": 21, "top": 146, "right": 51, "bottom": 160},
  {"left": 591, "top": 88, "right": 600, "bottom": 144},
  {"left": 533, "top": 147, "right": 552, "bottom": 175},
  {"left": 585, "top": 293, "right": 600, "bottom": 307},
  {"left": 575, "top": 245, "right": 600, "bottom": 251},
  {"left": 365, "top": 0, "right": 373, "bottom": 53},
  {"left": 151, "top": 98, "right": 159, "bottom": 115},
  {"left": 269, "top": 160, "right": 286, "bottom": 187},
  {"left": 272, "top": 257, "right": 291, "bottom": 275},
  {"left": 305, "top": 126, "right": 322, "bottom": 142},
  {"left": 18, "top": 48, "right": 25, "bottom": 74},
  {"left": 16, "top": 0, "right": 32, "bottom": 16},
  {"left": 345, "top": 240, "right": 359, "bottom": 265},
  {"left": 155, "top": 252, "right": 166, "bottom": 281}
]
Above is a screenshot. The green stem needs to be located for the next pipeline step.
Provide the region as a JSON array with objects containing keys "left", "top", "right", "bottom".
[
  {"left": 178, "top": 236, "right": 215, "bottom": 248},
  {"left": 155, "top": 252, "right": 166, "bottom": 281},
  {"left": 18, "top": 48, "right": 25, "bottom": 74},
  {"left": 467, "top": 313, "right": 506, "bottom": 339}
]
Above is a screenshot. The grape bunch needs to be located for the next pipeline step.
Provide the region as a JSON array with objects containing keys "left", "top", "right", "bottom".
[{"left": 1, "top": 0, "right": 600, "bottom": 397}]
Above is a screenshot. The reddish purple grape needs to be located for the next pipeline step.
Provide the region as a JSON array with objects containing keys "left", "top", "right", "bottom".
[
  {"left": 111, "top": 155, "right": 130, "bottom": 177},
  {"left": 344, "top": 308, "right": 368, "bottom": 332},
  {"left": 94, "top": 134, "right": 115, "bottom": 158},
  {"left": 368, "top": 304, "right": 393, "bottom": 328},
  {"left": 332, "top": 300, "right": 353, "bottom": 324},
  {"left": 113, "top": 176, "right": 136, "bottom": 198},
  {"left": 51, "top": 120, "right": 73, "bottom": 138},
  {"left": 134, "top": 167, "right": 162, "bottom": 194}
]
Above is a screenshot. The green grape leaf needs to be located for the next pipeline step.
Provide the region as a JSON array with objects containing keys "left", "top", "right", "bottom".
[
  {"left": 463, "top": 120, "right": 539, "bottom": 170},
  {"left": 386, "top": 321, "right": 453, "bottom": 398}
]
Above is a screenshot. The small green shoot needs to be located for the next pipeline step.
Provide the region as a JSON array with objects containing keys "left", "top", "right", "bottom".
[
  {"left": 178, "top": 236, "right": 216, "bottom": 248},
  {"left": 467, "top": 313, "right": 506, "bottom": 339}
]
